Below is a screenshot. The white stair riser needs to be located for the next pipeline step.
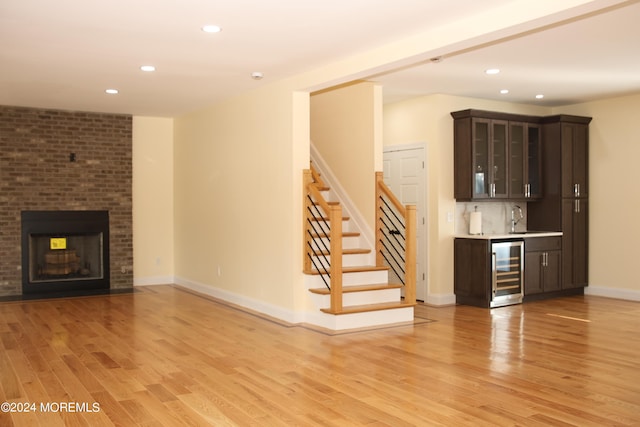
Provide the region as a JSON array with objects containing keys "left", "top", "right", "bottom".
[
  {"left": 309, "top": 219, "right": 354, "bottom": 234},
  {"left": 310, "top": 288, "right": 401, "bottom": 309},
  {"left": 308, "top": 307, "right": 414, "bottom": 331},
  {"left": 310, "top": 253, "right": 371, "bottom": 267},
  {"left": 304, "top": 270, "right": 388, "bottom": 288},
  {"left": 310, "top": 236, "right": 363, "bottom": 250}
]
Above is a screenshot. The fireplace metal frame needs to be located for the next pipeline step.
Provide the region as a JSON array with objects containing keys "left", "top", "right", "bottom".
[{"left": 21, "top": 210, "right": 110, "bottom": 295}]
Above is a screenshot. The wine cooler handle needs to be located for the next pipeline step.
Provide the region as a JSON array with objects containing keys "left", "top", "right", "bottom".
[{"left": 492, "top": 252, "right": 497, "bottom": 295}]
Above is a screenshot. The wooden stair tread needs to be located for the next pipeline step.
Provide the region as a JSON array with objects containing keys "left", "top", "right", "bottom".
[
  {"left": 310, "top": 231, "right": 360, "bottom": 238},
  {"left": 309, "top": 265, "right": 389, "bottom": 275},
  {"left": 309, "top": 283, "right": 402, "bottom": 295},
  {"left": 309, "top": 216, "right": 350, "bottom": 222},
  {"left": 321, "top": 301, "right": 416, "bottom": 315},
  {"left": 312, "top": 201, "right": 339, "bottom": 206},
  {"left": 312, "top": 248, "right": 371, "bottom": 256}
]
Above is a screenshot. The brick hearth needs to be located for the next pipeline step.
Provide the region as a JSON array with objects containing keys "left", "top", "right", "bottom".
[{"left": 0, "top": 106, "right": 133, "bottom": 296}]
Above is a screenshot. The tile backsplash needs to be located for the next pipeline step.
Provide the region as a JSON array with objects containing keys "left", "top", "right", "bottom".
[{"left": 456, "top": 202, "right": 528, "bottom": 235}]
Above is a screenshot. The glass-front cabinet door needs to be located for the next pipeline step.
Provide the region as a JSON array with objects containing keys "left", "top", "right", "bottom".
[
  {"left": 491, "top": 121, "right": 508, "bottom": 198},
  {"left": 472, "top": 119, "right": 489, "bottom": 197},
  {"left": 527, "top": 124, "right": 542, "bottom": 198},
  {"left": 510, "top": 122, "right": 541, "bottom": 199},
  {"left": 472, "top": 118, "right": 508, "bottom": 199},
  {"left": 509, "top": 122, "right": 525, "bottom": 198}
]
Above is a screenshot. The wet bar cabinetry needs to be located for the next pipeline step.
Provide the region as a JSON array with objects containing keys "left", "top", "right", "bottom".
[
  {"left": 452, "top": 110, "right": 592, "bottom": 307},
  {"left": 452, "top": 109, "right": 541, "bottom": 201}
]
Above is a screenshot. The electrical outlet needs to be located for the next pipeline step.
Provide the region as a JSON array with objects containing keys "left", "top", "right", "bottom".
[{"left": 447, "top": 212, "right": 454, "bottom": 223}]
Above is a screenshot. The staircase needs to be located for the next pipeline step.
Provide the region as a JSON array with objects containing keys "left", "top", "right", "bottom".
[{"left": 303, "top": 163, "right": 416, "bottom": 330}]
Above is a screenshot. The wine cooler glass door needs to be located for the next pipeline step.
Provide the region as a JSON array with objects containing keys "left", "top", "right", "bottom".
[{"left": 491, "top": 240, "right": 524, "bottom": 307}]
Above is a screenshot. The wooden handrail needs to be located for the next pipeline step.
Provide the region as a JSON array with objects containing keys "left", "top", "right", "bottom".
[
  {"left": 376, "top": 172, "right": 406, "bottom": 215},
  {"left": 310, "top": 161, "right": 327, "bottom": 189},
  {"left": 375, "top": 172, "right": 417, "bottom": 305}
]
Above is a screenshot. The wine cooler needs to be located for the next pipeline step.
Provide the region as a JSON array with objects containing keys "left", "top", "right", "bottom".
[{"left": 490, "top": 240, "right": 524, "bottom": 307}]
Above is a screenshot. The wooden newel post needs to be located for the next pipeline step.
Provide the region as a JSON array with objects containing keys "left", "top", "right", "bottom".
[
  {"left": 329, "top": 204, "right": 343, "bottom": 313},
  {"left": 404, "top": 205, "right": 417, "bottom": 304},
  {"left": 302, "top": 169, "right": 313, "bottom": 273},
  {"left": 375, "top": 172, "right": 384, "bottom": 267}
]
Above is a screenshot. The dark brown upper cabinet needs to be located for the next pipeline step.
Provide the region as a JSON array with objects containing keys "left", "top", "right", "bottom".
[{"left": 452, "top": 109, "right": 542, "bottom": 201}]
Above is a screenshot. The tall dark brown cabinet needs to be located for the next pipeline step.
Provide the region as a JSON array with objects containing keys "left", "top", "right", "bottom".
[{"left": 528, "top": 115, "right": 592, "bottom": 290}]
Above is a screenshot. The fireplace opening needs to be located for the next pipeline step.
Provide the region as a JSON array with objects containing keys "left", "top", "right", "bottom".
[{"left": 21, "top": 211, "right": 110, "bottom": 296}]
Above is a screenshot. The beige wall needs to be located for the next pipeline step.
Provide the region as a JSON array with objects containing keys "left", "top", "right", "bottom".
[
  {"left": 132, "top": 116, "right": 175, "bottom": 284},
  {"left": 554, "top": 92, "right": 640, "bottom": 294},
  {"left": 172, "top": 83, "right": 309, "bottom": 317},
  {"left": 311, "top": 82, "right": 382, "bottom": 230}
]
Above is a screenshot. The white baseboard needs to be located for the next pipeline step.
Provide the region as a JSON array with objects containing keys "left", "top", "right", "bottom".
[
  {"left": 424, "top": 293, "right": 456, "bottom": 306},
  {"left": 146, "top": 277, "right": 430, "bottom": 330},
  {"left": 134, "top": 276, "right": 175, "bottom": 286},
  {"left": 585, "top": 285, "right": 640, "bottom": 302},
  {"left": 174, "top": 276, "right": 303, "bottom": 324}
]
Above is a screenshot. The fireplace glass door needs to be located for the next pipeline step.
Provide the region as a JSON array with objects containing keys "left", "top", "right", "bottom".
[
  {"left": 29, "top": 233, "right": 104, "bottom": 283},
  {"left": 21, "top": 210, "right": 110, "bottom": 295}
]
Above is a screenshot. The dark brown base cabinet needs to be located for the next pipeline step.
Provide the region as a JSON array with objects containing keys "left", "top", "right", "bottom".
[
  {"left": 524, "top": 236, "right": 561, "bottom": 295},
  {"left": 454, "top": 238, "right": 525, "bottom": 308},
  {"left": 454, "top": 238, "right": 492, "bottom": 308}
]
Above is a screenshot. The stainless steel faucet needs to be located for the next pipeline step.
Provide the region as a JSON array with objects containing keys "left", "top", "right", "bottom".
[{"left": 510, "top": 205, "right": 523, "bottom": 233}]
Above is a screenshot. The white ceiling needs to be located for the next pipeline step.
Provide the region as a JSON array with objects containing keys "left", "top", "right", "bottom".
[
  {"left": 375, "top": 1, "right": 640, "bottom": 106},
  {"left": 1, "top": 0, "right": 639, "bottom": 117}
]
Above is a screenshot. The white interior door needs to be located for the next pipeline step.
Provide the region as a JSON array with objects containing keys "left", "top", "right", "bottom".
[{"left": 383, "top": 145, "right": 427, "bottom": 301}]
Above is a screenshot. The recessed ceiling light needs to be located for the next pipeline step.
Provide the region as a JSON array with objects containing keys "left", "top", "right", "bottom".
[
  {"left": 485, "top": 68, "right": 500, "bottom": 75},
  {"left": 105, "top": 89, "right": 119, "bottom": 94},
  {"left": 140, "top": 65, "right": 156, "bottom": 72},
  {"left": 202, "top": 25, "right": 222, "bottom": 33},
  {"left": 500, "top": 89, "right": 509, "bottom": 94},
  {"left": 536, "top": 94, "right": 544, "bottom": 99}
]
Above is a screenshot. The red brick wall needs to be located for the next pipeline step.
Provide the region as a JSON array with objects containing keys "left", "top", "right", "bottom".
[{"left": 0, "top": 106, "right": 133, "bottom": 295}]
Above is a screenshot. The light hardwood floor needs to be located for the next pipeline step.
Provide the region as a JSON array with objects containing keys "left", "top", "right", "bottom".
[{"left": 1, "top": 285, "right": 639, "bottom": 426}]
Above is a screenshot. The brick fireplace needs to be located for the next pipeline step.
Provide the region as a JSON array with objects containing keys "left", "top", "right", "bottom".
[{"left": 0, "top": 106, "right": 133, "bottom": 297}]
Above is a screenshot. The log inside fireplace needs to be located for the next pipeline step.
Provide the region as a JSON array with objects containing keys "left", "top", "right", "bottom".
[{"left": 21, "top": 210, "right": 110, "bottom": 296}]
